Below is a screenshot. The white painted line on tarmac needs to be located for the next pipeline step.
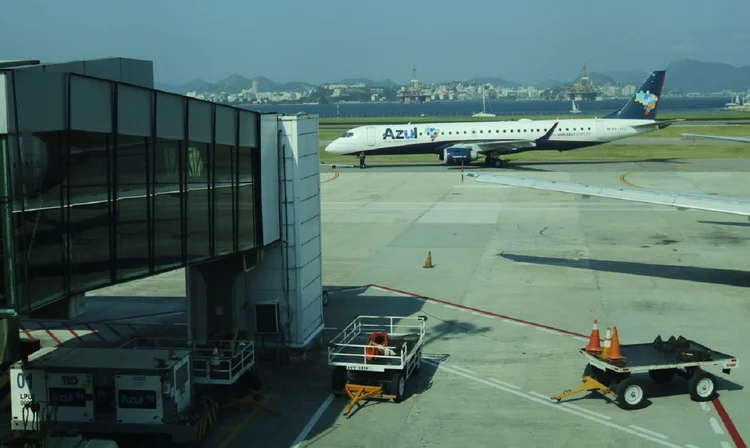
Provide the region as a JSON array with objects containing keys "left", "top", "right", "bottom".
[
  {"left": 527, "top": 391, "right": 612, "bottom": 421},
  {"left": 450, "top": 365, "right": 477, "bottom": 375},
  {"left": 628, "top": 425, "right": 669, "bottom": 440},
  {"left": 537, "top": 328, "right": 562, "bottom": 335},
  {"left": 699, "top": 402, "right": 710, "bottom": 412},
  {"left": 488, "top": 378, "right": 521, "bottom": 390},
  {"left": 289, "top": 393, "right": 335, "bottom": 448},
  {"left": 572, "top": 336, "right": 588, "bottom": 342},
  {"left": 425, "top": 359, "right": 686, "bottom": 448},
  {"left": 527, "top": 391, "right": 555, "bottom": 401},
  {"left": 560, "top": 402, "right": 612, "bottom": 421},
  {"left": 443, "top": 304, "right": 462, "bottom": 311},
  {"left": 709, "top": 417, "right": 724, "bottom": 435},
  {"left": 502, "top": 319, "right": 527, "bottom": 327},
  {"left": 720, "top": 442, "right": 732, "bottom": 448},
  {"left": 472, "top": 311, "right": 494, "bottom": 318},
  {"left": 684, "top": 444, "right": 701, "bottom": 448}
]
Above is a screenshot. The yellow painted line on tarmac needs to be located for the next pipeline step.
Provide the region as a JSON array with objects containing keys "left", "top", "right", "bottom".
[
  {"left": 321, "top": 170, "right": 340, "bottom": 183},
  {"left": 218, "top": 407, "right": 261, "bottom": 448},
  {"left": 619, "top": 169, "right": 643, "bottom": 188},
  {"left": 677, "top": 165, "right": 693, "bottom": 171}
]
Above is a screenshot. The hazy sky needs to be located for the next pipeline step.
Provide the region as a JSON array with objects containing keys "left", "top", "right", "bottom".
[{"left": 2, "top": 0, "right": 750, "bottom": 86}]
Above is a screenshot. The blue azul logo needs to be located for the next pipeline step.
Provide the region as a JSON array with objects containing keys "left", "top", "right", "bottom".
[
  {"left": 424, "top": 127, "right": 440, "bottom": 141},
  {"left": 383, "top": 127, "right": 417, "bottom": 140},
  {"left": 634, "top": 90, "right": 658, "bottom": 116}
]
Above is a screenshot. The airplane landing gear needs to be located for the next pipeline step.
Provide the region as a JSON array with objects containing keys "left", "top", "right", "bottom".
[{"left": 485, "top": 157, "right": 504, "bottom": 168}]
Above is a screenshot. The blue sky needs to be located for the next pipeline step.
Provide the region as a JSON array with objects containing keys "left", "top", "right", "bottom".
[{"left": 2, "top": 0, "right": 750, "bottom": 86}]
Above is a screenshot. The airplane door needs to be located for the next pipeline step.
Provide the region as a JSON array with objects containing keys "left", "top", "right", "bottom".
[
  {"left": 595, "top": 120, "right": 605, "bottom": 140},
  {"left": 366, "top": 127, "right": 376, "bottom": 146}
]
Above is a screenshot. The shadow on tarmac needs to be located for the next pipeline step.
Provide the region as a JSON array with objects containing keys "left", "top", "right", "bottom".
[{"left": 499, "top": 253, "right": 750, "bottom": 288}]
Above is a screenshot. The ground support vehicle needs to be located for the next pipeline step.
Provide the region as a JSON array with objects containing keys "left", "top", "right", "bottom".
[
  {"left": 328, "top": 316, "right": 426, "bottom": 418},
  {"left": 553, "top": 338, "right": 739, "bottom": 410}
]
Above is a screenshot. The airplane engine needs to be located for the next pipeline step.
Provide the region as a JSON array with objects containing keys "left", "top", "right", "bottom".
[{"left": 443, "top": 147, "right": 472, "bottom": 165}]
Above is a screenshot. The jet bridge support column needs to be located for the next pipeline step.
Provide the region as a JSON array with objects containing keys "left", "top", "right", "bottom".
[{"left": 186, "top": 251, "right": 258, "bottom": 345}]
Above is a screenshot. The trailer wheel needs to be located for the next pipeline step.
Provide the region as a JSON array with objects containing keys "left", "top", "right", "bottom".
[
  {"left": 615, "top": 377, "right": 647, "bottom": 410},
  {"left": 688, "top": 370, "right": 718, "bottom": 402},
  {"left": 391, "top": 371, "right": 406, "bottom": 403},
  {"left": 323, "top": 291, "right": 329, "bottom": 307},
  {"left": 332, "top": 367, "right": 347, "bottom": 396},
  {"left": 648, "top": 368, "right": 676, "bottom": 384}
]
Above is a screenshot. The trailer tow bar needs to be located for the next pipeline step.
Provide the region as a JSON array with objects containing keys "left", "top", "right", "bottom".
[
  {"left": 343, "top": 384, "right": 396, "bottom": 418},
  {"left": 552, "top": 375, "right": 611, "bottom": 402}
]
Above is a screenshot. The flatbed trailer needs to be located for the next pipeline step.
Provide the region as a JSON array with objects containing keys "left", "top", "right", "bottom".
[
  {"left": 328, "top": 315, "right": 427, "bottom": 417},
  {"left": 553, "top": 338, "right": 739, "bottom": 410}
]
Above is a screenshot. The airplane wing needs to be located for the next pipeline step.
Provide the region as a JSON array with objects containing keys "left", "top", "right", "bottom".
[
  {"left": 680, "top": 133, "right": 750, "bottom": 144},
  {"left": 465, "top": 173, "right": 750, "bottom": 217},
  {"left": 441, "top": 122, "right": 560, "bottom": 156}
]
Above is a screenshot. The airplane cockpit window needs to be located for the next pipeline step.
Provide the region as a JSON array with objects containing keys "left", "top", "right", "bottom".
[{"left": 340, "top": 132, "right": 355, "bottom": 138}]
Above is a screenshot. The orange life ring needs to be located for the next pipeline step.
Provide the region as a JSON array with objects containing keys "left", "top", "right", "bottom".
[{"left": 365, "top": 332, "right": 389, "bottom": 362}]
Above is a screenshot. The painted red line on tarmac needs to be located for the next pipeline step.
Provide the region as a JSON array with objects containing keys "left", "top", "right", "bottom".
[
  {"left": 65, "top": 325, "right": 81, "bottom": 339},
  {"left": 369, "top": 282, "right": 746, "bottom": 447},
  {"left": 370, "top": 283, "right": 588, "bottom": 338},
  {"left": 85, "top": 323, "right": 107, "bottom": 341},
  {"left": 106, "top": 324, "right": 124, "bottom": 340},
  {"left": 39, "top": 323, "right": 63, "bottom": 345},
  {"left": 712, "top": 398, "right": 747, "bottom": 448},
  {"left": 20, "top": 326, "right": 34, "bottom": 340}
]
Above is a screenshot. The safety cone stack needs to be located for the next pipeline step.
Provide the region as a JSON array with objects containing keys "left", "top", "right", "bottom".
[
  {"left": 607, "top": 326, "right": 626, "bottom": 363},
  {"left": 424, "top": 251, "right": 433, "bottom": 269},
  {"left": 584, "top": 319, "right": 602, "bottom": 354},
  {"left": 600, "top": 328, "right": 612, "bottom": 359}
]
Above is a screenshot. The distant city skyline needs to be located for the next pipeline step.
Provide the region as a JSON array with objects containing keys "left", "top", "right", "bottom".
[{"left": 2, "top": 0, "right": 749, "bottom": 86}]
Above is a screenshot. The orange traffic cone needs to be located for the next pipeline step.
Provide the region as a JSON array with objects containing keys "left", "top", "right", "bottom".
[
  {"left": 600, "top": 328, "right": 612, "bottom": 359},
  {"left": 585, "top": 319, "right": 602, "bottom": 353},
  {"left": 608, "top": 326, "right": 626, "bottom": 362},
  {"left": 424, "top": 251, "right": 433, "bottom": 269}
]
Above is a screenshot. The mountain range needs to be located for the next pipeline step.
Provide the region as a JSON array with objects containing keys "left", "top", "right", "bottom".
[{"left": 155, "top": 59, "right": 750, "bottom": 95}]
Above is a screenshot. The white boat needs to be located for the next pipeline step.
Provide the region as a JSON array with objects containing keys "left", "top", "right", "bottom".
[
  {"left": 472, "top": 88, "right": 496, "bottom": 117},
  {"left": 722, "top": 94, "right": 750, "bottom": 111},
  {"left": 570, "top": 100, "right": 582, "bottom": 114}
]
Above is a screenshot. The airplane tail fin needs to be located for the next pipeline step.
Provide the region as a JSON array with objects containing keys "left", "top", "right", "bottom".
[{"left": 605, "top": 70, "right": 666, "bottom": 120}]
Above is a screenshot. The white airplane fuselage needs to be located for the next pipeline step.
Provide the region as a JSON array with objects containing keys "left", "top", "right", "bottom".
[{"left": 324, "top": 118, "right": 662, "bottom": 161}]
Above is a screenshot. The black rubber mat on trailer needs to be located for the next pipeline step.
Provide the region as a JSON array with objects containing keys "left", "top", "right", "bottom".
[{"left": 594, "top": 339, "right": 733, "bottom": 368}]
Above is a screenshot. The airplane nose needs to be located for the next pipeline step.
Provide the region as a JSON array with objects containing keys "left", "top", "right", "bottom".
[{"left": 325, "top": 140, "right": 339, "bottom": 154}]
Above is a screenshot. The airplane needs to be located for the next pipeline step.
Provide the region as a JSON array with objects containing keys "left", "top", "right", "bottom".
[
  {"left": 325, "top": 70, "right": 676, "bottom": 168},
  {"left": 464, "top": 172, "right": 750, "bottom": 218},
  {"left": 680, "top": 133, "right": 750, "bottom": 144}
]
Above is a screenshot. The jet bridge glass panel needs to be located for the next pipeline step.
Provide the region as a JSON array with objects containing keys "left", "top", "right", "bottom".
[{"left": 1, "top": 71, "right": 261, "bottom": 314}]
